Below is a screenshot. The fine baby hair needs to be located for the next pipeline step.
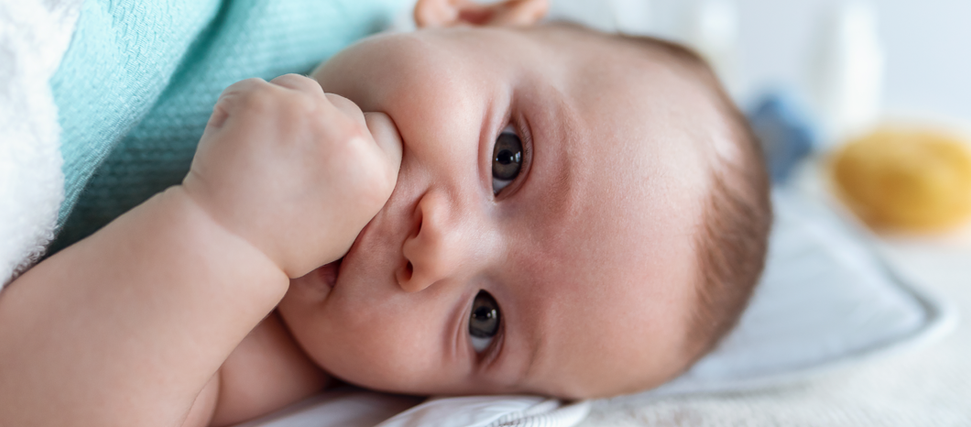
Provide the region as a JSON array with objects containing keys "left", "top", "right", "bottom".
[{"left": 613, "top": 32, "right": 772, "bottom": 369}]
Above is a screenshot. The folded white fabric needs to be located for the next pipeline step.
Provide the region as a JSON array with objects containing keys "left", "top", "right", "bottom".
[
  {"left": 236, "top": 389, "right": 590, "bottom": 427},
  {"left": 376, "top": 396, "right": 590, "bottom": 427},
  {"left": 234, "top": 390, "right": 422, "bottom": 427}
]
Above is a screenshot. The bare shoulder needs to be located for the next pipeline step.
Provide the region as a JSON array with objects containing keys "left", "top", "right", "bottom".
[{"left": 207, "top": 311, "right": 330, "bottom": 426}]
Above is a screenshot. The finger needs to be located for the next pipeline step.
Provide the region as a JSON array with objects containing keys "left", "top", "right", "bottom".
[
  {"left": 325, "top": 93, "right": 367, "bottom": 129},
  {"left": 492, "top": 0, "right": 549, "bottom": 26},
  {"left": 365, "top": 112, "right": 403, "bottom": 176},
  {"left": 209, "top": 78, "right": 268, "bottom": 123},
  {"left": 204, "top": 78, "right": 268, "bottom": 132},
  {"left": 218, "top": 77, "right": 268, "bottom": 104},
  {"left": 205, "top": 100, "right": 231, "bottom": 130},
  {"left": 221, "top": 77, "right": 267, "bottom": 94},
  {"left": 270, "top": 73, "right": 325, "bottom": 97}
]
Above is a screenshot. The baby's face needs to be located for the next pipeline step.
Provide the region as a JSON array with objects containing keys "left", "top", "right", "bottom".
[{"left": 277, "top": 24, "right": 719, "bottom": 399}]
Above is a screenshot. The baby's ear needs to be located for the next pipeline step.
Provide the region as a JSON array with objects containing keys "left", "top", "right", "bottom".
[{"left": 414, "top": 0, "right": 548, "bottom": 28}]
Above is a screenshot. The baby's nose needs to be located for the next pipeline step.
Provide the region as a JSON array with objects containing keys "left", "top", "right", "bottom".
[{"left": 396, "top": 191, "right": 481, "bottom": 293}]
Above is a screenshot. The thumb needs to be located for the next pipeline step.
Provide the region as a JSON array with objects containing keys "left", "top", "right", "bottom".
[{"left": 364, "top": 112, "right": 403, "bottom": 181}]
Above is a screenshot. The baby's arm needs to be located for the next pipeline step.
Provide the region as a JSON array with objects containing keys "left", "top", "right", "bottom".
[{"left": 0, "top": 75, "right": 400, "bottom": 427}]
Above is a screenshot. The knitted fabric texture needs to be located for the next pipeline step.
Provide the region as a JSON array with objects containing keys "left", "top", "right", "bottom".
[{"left": 50, "top": 0, "right": 404, "bottom": 250}]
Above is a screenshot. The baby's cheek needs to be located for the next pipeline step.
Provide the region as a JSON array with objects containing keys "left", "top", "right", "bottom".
[{"left": 325, "top": 317, "right": 452, "bottom": 393}]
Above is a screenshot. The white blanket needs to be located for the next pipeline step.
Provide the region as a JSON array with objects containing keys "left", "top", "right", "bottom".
[{"left": 0, "top": 0, "right": 82, "bottom": 287}]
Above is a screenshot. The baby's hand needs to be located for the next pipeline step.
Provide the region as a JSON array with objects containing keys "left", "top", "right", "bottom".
[{"left": 183, "top": 74, "right": 402, "bottom": 278}]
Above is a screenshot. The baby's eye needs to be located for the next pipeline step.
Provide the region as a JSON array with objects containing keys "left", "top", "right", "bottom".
[
  {"left": 492, "top": 125, "right": 523, "bottom": 194},
  {"left": 469, "top": 290, "right": 501, "bottom": 353}
]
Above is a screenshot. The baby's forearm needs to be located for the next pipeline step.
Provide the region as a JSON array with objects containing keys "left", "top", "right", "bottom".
[{"left": 0, "top": 186, "right": 288, "bottom": 427}]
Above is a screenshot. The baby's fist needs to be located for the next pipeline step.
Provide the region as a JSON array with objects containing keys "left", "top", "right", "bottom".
[{"left": 183, "top": 75, "right": 402, "bottom": 278}]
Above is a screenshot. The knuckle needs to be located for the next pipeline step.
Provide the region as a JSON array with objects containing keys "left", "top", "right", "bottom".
[
  {"left": 272, "top": 89, "right": 318, "bottom": 118},
  {"left": 237, "top": 84, "right": 277, "bottom": 113},
  {"left": 323, "top": 114, "right": 367, "bottom": 145},
  {"left": 272, "top": 73, "right": 323, "bottom": 98},
  {"left": 272, "top": 73, "right": 302, "bottom": 84},
  {"left": 324, "top": 93, "right": 353, "bottom": 110},
  {"left": 290, "top": 92, "right": 319, "bottom": 116},
  {"left": 342, "top": 120, "right": 370, "bottom": 142},
  {"left": 224, "top": 77, "right": 264, "bottom": 94},
  {"left": 325, "top": 93, "right": 365, "bottom": 120},
  {"left": 233, "top": 82, "right": 319, "bottom": 119}
]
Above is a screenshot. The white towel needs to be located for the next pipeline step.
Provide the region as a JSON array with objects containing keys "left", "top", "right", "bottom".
[{"left": 0, "top": 0, "right": 83, "bottom": 287}]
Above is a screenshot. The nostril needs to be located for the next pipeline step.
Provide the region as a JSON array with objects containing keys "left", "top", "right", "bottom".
[{"left": 397, "top": 260, "right": 414, "bottom": 285}]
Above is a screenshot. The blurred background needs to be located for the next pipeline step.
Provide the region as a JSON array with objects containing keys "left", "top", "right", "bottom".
[
  {"left": 618, "top": 0, "right": 971, "bottom": 122},
  {"left": 560, "top": 0, "right": 971, "bottom": 128},
  {"left": 543, "top": 0, "right": 971, "bottom": 244}
]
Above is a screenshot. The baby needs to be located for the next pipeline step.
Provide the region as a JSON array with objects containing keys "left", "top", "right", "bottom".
[{"left": 0, "top": 0, "right": 771, "bottom": 426}]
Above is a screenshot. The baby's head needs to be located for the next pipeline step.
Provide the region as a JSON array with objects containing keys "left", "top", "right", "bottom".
[{"left": 277, "top": 0, "right": 770, "bottom": 400}]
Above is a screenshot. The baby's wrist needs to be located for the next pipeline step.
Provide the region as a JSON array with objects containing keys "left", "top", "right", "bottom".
[{"left": 162, "top": 185, "right": 290, "bottom": 284}]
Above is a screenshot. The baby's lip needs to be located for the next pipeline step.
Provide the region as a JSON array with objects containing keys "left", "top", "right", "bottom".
[{"left": 316, "top": 259, "right": 341, "bottom": 288}]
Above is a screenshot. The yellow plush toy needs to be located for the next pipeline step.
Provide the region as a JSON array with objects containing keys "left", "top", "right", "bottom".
[{"left": 832, "top": 127, "right": 971, "bottom": 231}]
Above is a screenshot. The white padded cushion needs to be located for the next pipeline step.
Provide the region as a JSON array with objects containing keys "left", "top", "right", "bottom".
[{"left": 632, "top": 190, "right": 955, "bottom": 398}]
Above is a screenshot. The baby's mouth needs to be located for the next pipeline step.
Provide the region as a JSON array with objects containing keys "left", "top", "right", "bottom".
[{"left": 317, "top": 258, "right": 342, "bottom": 289}]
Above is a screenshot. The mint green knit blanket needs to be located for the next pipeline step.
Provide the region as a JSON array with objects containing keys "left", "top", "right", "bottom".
[{"left": 50, "top": 0, "right": 405, "bottom": 249}]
